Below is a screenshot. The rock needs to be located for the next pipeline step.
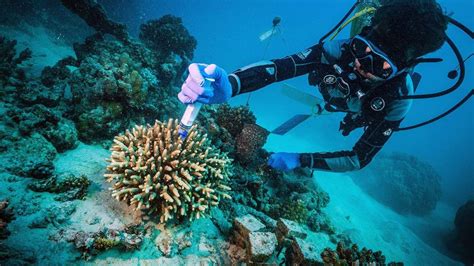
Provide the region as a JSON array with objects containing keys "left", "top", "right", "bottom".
[
  {"left": 446, "top": 200, "right": 474, "bottom": 264},
  {"left": 210, "top": 207, "right": 232, "bottom": 236},
  {"left": 3, "top": 133, "right": 56, "bottom": 178},
  {"left": 175, "top": 231, "right": 193, "bottom": 252},
  {"left": 287, "top": 237, "right": 324, "bottom": 265},
  {"left": 247, "top": 232, "right": 277, "bottom": 263},
  {"left": 198, "top": 235, "right": 215, "bottom": 256},
  {"left": 155, "top": 230, "right": 176, "bottom": 257},
  {"left": 276, "top": 218, "right": 307, "bottom": 244},
  {"left": 234, "top": 214, "right": 266, "bottom": 239},
  {"left": 29, "top": 202, "right": 77, "bottom": 228}
]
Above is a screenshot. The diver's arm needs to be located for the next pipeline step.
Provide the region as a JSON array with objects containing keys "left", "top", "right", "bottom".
[
  {"left": 299, "top": 119, "right": 402, "bottom": 172},
  {"left": 298, "top": 73, "right": 414, "bottom": 172},
  {"left": 228, "top": 43, "right": 324, "bottom": 96}
]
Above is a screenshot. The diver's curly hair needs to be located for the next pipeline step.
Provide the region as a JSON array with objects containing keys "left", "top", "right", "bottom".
[{"left": 369, "top": 0, "right": 449, "bottom": 67}]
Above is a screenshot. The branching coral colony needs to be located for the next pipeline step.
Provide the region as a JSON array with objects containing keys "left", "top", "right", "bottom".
[{"left": 105, "top": 119, "right": 233, "bottom": 223}]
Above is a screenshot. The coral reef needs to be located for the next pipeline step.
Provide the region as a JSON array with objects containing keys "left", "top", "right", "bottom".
[
  {"left": 105, "top": 119, "right": 233, "bottom": 223},
  {"left": 0, "top": 36, "right": 32, "bottom": 87},
  {"left": 66, "top": 34, "right": 184, "bottom": 142},
  {"left": 350, "top": 152, "right": 442, "bottom": 215},
  {"left": 320, "top": 241, "right": 402, "bottom": 265},
  {"left": 28, "top": 174, "right": 91, "bottom": 201},
  {"left": 139, "top": 15, "right": 197, "bottom": 60},
  {"left": 0, "top": 132, "right": 57, "bottom": 178},
  {"left": 0, "top": 201, "right": 15, "bottom": 240},
  {"left": 6, "top": 104, "right": 78, "bottom": 152},
  {"left": 445, "top": 199, "right": 474, "bottom": 265},
  {"left": 235, "top": 123, "right": 270, "bottom": 165},
  {"left": 60, "top": 0, "right": 130, "bottom": 43},
  {"left": 278, "top": 200, "right": 309, "bottom": 224},
  {"left": 214, "top": 104, "right": 256, "bottom": 138},
  {"left": 199, "top": 104, "right": 267, "bottom": 167}
]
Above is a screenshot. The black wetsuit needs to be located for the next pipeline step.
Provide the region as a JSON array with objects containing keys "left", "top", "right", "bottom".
[{"left": 227, "top": 39, "right": 414, "bottom": 172}]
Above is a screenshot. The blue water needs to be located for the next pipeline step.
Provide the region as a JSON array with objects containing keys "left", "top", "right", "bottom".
[
  {"left": 102, "top": 0, "right": 474, "bottom": 206},
  {"left": 1, "top": 0, "right": 472, "bottom": 264}
]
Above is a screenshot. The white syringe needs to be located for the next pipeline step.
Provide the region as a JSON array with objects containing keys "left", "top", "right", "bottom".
[{"left": 178, "top": 77, "right": 214, "bottom": 139}]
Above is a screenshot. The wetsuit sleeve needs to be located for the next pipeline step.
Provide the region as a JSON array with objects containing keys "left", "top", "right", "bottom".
[
  {"left": 299, "top": 119, "right": 402, "bottom": 172},
  {"left": 298, "top": 71, "right": 414, "bottom": 172},
  {"left": 228, "top": 43, "right": 324, "bottom": 96}
]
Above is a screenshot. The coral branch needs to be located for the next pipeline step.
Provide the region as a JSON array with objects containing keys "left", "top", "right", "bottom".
[{"left": 105, "top": 119, "right": 233, "bottom": 223}]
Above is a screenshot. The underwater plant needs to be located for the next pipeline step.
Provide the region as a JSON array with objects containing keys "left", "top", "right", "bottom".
[{"left": 105, "top": 119, "right": 233, "bottom": 223}]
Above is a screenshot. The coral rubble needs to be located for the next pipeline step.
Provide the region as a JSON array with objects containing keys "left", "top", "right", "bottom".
[
  {"left": 69, "top": 225, "right": 143, "bottom": 260},
  {"left": 105, "top": 119, "right": 233, "bottom": 223}
]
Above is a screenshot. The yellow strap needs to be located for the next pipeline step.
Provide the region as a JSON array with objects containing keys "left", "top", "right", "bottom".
[{"left": 329, "top": 6, "right": 377, "bottom": 41}]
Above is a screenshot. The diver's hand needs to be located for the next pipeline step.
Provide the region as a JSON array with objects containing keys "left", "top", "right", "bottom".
[
  {"left": 178, "top": 63, "right": 232, "bottom": 104},
  {"left": 267, "top": 152, "right": 301, "bottom": 171}
]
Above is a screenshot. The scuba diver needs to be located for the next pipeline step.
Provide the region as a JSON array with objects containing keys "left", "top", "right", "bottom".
[{"left": 177, "top": 0, "right": 472, "bottom": 173}]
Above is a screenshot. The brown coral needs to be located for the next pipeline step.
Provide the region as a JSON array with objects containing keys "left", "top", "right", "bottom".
[
  {"left": 105, "top": 119, "right": 233, "bottom": 223},
  {"left": 320, "top": 241, "right": 402, "bottom": 265},
  {"left": 235, "top": 123, "right": 269, "bottom": 164},
  {"left": 215, "top": 104, "right": 256, "bottom": 137}
]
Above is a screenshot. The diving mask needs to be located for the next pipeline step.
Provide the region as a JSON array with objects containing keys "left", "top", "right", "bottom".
[{"left": 350, "top": 35, "right": 399, "bottom": 80}]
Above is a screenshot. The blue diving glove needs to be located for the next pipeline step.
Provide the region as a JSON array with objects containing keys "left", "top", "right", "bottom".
[
  {"left": 178, "top": 63, "right": 232, "bottom": 104},
  {"left": 267, "top": 152, "right": 301, "bottom": 171}
]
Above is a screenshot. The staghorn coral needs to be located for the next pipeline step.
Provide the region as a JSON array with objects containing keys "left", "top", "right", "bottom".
[{"left": 105, "top": 119, "right": 233, "bottom": 223}]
